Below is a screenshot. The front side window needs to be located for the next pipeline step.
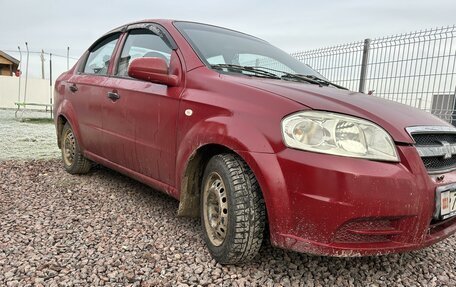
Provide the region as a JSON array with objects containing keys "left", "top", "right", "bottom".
[
  {"left": 116, "top": 29, "right": 172, "bottom": 77},
  {"left": 83, "top": 34, "right": 119, "bottom": 75}
]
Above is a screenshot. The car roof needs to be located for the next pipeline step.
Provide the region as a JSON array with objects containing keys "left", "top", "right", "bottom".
[
  {"left": 106, "top": 19, "right": 173, "bottom": 32},
  {"left": 104, "top": 19, "right": 266, "bottom": 43}
]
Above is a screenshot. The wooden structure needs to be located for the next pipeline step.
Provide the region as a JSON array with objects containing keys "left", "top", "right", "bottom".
[{"left": 0, "top": 50, "right": 20, "bottom": 76}]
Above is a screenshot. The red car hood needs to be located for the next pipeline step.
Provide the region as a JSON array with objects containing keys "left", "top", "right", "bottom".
[{"left": 232, "top": 76, "right": 451, "bottom": 144}]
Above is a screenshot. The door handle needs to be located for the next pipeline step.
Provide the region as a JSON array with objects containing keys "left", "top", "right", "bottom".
[
  {"left": 107, "top": 91, "right": 120, "bottom": 101},
  {"left": 69, "top": 84, "right": 78, "bottom": 93}
]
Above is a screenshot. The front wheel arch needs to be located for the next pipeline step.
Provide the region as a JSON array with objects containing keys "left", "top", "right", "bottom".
[
  {"left": 177, "top": 144, "right": 232, "bottom": 217},
  {"left": 177, "top": 144, "right": 269, "bottom": 220}
]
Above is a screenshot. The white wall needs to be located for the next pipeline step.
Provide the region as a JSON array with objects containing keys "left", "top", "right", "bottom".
[{"left": 0, "top": 76, "right": 53, "bottom": 110}]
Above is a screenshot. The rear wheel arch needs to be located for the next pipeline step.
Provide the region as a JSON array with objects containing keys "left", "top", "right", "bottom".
[
  {"left": 60, "top": 122, "right": 92, "bottom": 174},
  {"left": 56, "top": 115, "right": 68, "bottom": 149},
  {"left": 55, "top": 99, "right": 83, "bottom": 151},
  {"left": 55, "top": 111, "right": 84, "bottom": 154}
]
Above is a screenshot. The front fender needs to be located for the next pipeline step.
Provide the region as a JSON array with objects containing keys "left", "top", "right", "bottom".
[
  {"left": 174, "top": 115, "right": 292, "bottom": 236},
  {"left": 176, "top": 115, "right": 275, "bottom": 185}
]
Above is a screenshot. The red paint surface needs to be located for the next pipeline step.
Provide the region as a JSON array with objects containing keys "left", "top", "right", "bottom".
[{"left": 54, "top": 19, "right": 456, "bottom": 256}]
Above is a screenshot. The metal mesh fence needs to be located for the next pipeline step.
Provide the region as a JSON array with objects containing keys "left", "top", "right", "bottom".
[
  {"left": 291, "top": 25, "right": 456, "bottom": 125},
  {"left": 292, "top": 41, "right": 365, "bottom": 91}
]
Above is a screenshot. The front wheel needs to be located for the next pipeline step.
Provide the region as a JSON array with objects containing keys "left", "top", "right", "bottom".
[{"left": 201, "top": 154, "right": 266, "bottom": 264}]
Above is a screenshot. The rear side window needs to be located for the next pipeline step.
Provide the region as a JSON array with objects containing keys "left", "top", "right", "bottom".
[
  {"left": 83, "top": 34, "right": 119, "bottom": 75},
  {"left": 116, "top": 29, "right": 172, "bottom": 77}
]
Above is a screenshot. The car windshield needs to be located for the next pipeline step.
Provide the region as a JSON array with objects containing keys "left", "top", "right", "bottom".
[{"left": 174, "top": 22, "right": 324, "bottom": 79}]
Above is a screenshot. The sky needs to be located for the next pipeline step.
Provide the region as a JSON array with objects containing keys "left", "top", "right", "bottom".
[{"left": 1, "top": 0, "right": 455, "bottom": 79}]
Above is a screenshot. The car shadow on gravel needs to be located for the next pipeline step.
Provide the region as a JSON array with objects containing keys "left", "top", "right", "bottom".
[{"left": 1, "top": 160, "right": 454, "bottom": 286}]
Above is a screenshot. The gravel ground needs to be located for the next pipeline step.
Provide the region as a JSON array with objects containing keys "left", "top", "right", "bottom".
[{"left": 1, "top": 160, "right": 456, "bottom": 287}]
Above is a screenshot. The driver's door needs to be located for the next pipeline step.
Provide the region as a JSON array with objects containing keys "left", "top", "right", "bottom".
[{"left": 104, "top": 26, "right": 183, "bottom": 185}]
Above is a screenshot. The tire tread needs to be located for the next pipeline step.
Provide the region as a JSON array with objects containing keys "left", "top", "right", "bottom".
[{"left": 212, "top": 153, "right": 266, "bottom": 264}]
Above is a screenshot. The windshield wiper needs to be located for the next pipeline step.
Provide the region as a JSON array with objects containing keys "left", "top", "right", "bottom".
[
  {"left": 210, "top": 64, "right": 281, "bottom": 79},
  {"left": 300, "top": 74, "right": 348, "bottom": 90},
  {"left": 211, "top": 64, "right": 348, "bottom": 90},
  {"left": 250, "top": 66, "right": 348, "bottom": 90},
  {"left": 280, "top": 73, "right": 324, "bottom": 87}
]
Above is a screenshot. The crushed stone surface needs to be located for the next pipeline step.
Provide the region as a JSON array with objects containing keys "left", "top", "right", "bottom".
[{"left": 1, "top": 160, "right": 456, "bottom": 286}]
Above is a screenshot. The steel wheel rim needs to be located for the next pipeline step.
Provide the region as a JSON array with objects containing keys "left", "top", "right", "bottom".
[
  {"left": 203, "top": 172, "right": 229, "bottom": 246},
  {"left": 62, "top": 129, "right": 76, "bottom": 167}
]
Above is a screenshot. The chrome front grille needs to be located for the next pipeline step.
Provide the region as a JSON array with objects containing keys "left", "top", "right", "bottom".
[
  {"left": 412, "top": 133, "right": 456, "bottom": 145},
  {"left": 406, "top": 126, "right": 456, "bottom": 174}
]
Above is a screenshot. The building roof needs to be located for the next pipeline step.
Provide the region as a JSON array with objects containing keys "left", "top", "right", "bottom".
[{"left": 0, "top": 50, "right": 20, "bottom": 66}]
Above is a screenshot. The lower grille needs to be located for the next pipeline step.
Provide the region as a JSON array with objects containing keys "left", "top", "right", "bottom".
[
  {"left": 422, "top": 157, "right": 456, "bottom": 172},
  {"left": 333, "top": 219, "right": 400, "bottom": 243}
]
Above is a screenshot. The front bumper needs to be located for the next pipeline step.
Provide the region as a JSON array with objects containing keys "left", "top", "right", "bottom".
[{"left": 238, "top": 145, "right": 456, "bottom": 256}]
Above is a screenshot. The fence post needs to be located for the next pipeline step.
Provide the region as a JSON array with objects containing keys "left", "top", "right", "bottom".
[
  {"left": 17, "top": 46, "right": 22, "bottom": 103},
  {"left": 359, "top": 38, "right": 371, "bottom": 93},
  {"left": 24, "top": 42, "right": 29, "bottom": 104}
]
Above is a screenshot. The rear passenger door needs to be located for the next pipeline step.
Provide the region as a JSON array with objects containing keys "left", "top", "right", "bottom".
[
  {"left": 104, "top": 25, "right": 183, "bottom": 185},
  {"left": 68, "top": 33, "right": 120, "bottom": 157}
]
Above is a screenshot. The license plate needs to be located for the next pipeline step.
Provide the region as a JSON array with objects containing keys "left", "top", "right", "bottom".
[{"left": 440, "top": 190, "right": 456, "bottom": 220}]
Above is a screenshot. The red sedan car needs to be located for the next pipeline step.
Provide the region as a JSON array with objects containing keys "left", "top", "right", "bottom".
[{"left": 54, "top": 20, "right": 456, "bottom": 264}]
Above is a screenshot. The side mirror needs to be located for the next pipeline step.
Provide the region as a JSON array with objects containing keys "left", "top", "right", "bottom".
[{"left": 128, "top": 57, "right": 178, "bottom": 86}]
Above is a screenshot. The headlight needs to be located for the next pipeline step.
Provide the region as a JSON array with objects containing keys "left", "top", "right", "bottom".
[{"left": 281, "top": 111, "right": 399, "bottom": 162}]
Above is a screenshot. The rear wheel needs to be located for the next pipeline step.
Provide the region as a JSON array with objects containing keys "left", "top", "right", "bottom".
[
  {"left": 61, "top": 122, "right": 91, "bottom": 174},
  {"left": 201, "top": 154, "right": 266, "bottom": 264}
]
